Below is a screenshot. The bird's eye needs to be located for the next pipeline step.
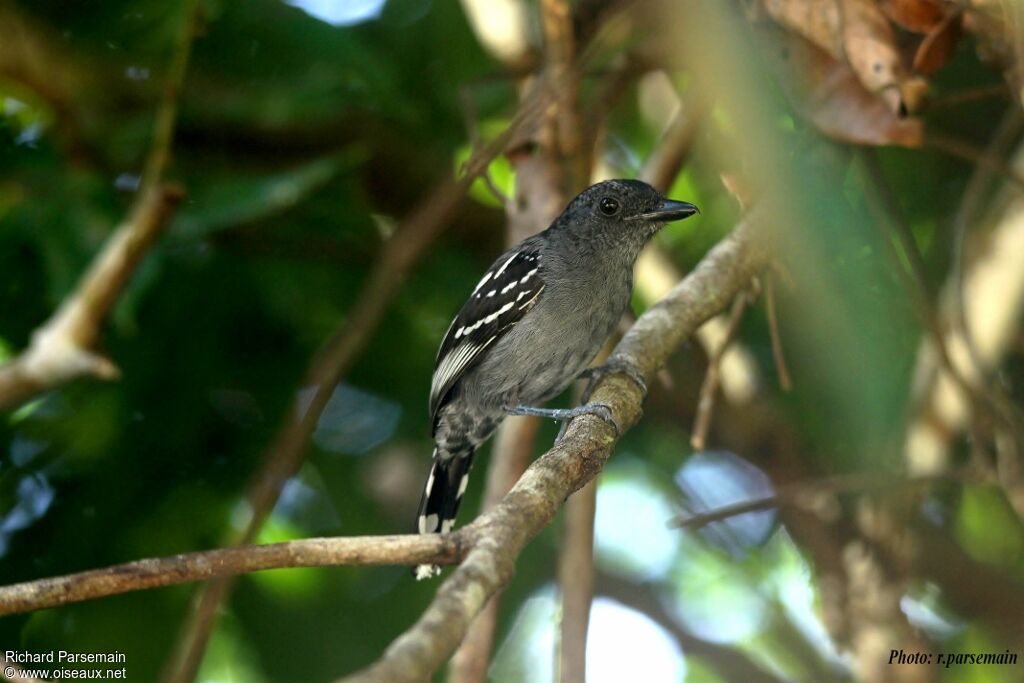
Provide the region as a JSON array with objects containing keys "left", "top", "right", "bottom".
[{"left": 598, "top": 197, "right": 620, "bottom": 216}]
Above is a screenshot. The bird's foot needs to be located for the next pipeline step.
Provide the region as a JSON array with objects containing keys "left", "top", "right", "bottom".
[
  {"left": 577, "top": 357, "right": 648, "bottom": 401},
  {"left": 507, "top": 402, "right": 619, "bottom": 439}
]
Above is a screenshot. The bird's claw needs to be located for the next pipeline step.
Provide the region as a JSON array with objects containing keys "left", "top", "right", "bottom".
[
  {"left": 555, "top": 401, "right": 619, "bottom": 441},
  {"left": 578, "top": 358, "right": 648, "bottom": 401}
]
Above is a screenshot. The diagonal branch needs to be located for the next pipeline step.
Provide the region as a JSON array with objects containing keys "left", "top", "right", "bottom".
[
  {"left": 0, "top": 185, "right": 183, "bottom": 410},
  {"left": 0, "top": 0, "right": 199, "bottom": 411},
  {"left": 338, "top": 216, "right": 768, "bottom": 683}
]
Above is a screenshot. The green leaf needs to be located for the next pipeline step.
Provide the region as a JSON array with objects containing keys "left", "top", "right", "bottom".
[
  {"left": 954, "top": 484, "right": 1024, "bottom": 569},
  {"left": 173, "top": 154, "right": 359, "bottom": 239}
]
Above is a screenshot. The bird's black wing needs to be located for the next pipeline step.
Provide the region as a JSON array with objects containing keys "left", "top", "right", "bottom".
[{"left": 429, "top": 244, "right": 545, "bottom": 424}]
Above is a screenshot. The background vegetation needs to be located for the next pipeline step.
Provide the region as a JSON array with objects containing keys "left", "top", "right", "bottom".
[{"left": 1, "top": 0, "right": 1023, "bottom": 682}]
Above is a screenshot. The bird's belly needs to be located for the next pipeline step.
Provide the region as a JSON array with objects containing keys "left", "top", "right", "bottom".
[{"left": 461, "top": 291, "right": 624, "bottom": 410}]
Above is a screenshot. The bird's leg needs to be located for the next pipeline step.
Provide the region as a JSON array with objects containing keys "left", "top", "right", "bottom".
[
  {"left": 577, "top": 357, "right": 648, "bottom": 402},
  {"left": 505, "top": 403, "right": 619, "bottom": 438}
]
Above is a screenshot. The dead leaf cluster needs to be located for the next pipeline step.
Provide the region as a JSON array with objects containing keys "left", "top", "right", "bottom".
[{"left": 756, "top": 0, "right": 1013, "bottom": 147}]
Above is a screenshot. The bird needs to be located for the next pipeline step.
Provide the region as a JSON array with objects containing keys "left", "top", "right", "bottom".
[{"left": 414, "top": 178, "right": 698, "bottom": 579}]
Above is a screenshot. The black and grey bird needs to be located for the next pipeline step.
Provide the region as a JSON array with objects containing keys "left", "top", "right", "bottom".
[{"left": 414, "top": 179, "right": 698, "bottom": 579}]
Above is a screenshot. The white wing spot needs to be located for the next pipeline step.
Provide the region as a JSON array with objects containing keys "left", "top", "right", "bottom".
[
  {"left": 471, "top": 269, "right": 493, "bottom": 294},
  {"left": 500, "top": 281, "right": 517, "bottom": 295},
  {"left": 484, "top": 301, "right": 514, "bottom": 324},
  {"left": 440, "top": 519, "right": 454, "bottom": 534},
  {"left": 457, "top": 473, "right": 469, "bottom": 498},
  {"left": 486, "top": 289, "right": 496, "bottom": 297},
  {"left": 519, "top": 268, "right": 538, "bottom": 284},
  {"left": 423, "top": 513, "right": 440, "bottom": 533},
  {"left": 495, "top": 253, "right": 518, "bottom": 278}
]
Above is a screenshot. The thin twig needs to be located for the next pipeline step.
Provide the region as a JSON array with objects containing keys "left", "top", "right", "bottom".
[
  {"left": 0, "top": 534, "right": 465, "bottom": 618},
  {"left": 556, "top": 480, "right": 596, "bottom": 683},
  {"left": 669, "top": 468, "right": 975, "bottom": 531},
  {"left": 949, "top": 107, "right": 1024, "bottom": 394},
  {"left": 555, "top": 343, "right": 608, "bottom": 683},
  {"left": 447, "top": 417, "right": 537, "bottom": 683},
  {"left": 765, "top": 273, "right": 793, "bottom": 391},
  {"left": 861, "top": 149, "right": 1024, "bottom": 468},
  {"left": 140, "top": 1, "right": 199, "bottom": 189},
  {"left": 925, "top": 132, "right": 1024, "bottom": 190},
  {"left": 541, "top": 0, "right": 587, "bottom": 190},
  {"left": 338, "top": 217, "right": 768, "bottom": 683},
  {"left": 0, "top": 185, "right": 183, "bottom": 410},
  {"left": 0, "top": 0, "right": 198, "bottom": 411},
  {"left": 459, "top": 85, "right": 510, "bottom": 207},
  {"left": 595, "top": 573, "right": 788, "bottom": 683},
  {"left": 690, "top": 284, "right": 756, "bottom": 451},
  {"left": 639, "top": 100, "right": 704, "bottom": 192},
  {"left": 928, "top": 83, "right": 1010, "bottom": 109},
  {"left": 584, "top": 52, "right": 651, "bottom": 149}
]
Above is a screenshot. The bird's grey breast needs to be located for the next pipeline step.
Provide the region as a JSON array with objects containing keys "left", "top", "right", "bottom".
[{"left": 465, "top": 248, "right": 633, "bottom": 409}]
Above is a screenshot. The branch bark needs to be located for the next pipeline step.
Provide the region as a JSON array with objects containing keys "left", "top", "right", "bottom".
[
  {"left": 0, "top": 535, "right": 463, "bottom": 617},
  {"left": 338, "top": 216, "right": 768, "bottom": 682},
  {"left": 0, "top": 184, "right": 183, "bottom": 410},
  {"left": 555, "top": 479, "right": 596, "bottom": 683},
  {"left": 447, "top": 417, "right": 537, "bottom": 683}
]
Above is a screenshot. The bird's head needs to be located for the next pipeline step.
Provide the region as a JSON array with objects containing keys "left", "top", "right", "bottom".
[{"left": 556, "top": 179, "right": 699, "bottom": 254}]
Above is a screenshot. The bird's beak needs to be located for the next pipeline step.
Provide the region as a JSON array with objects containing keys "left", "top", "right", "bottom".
[{"left": 635, "top": 199, "right": 700, "bottom": 223}]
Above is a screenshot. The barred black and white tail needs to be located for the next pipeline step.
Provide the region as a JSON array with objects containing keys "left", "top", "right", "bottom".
[{"left": 414, "top": 449, "right": 474, "bottom": 580}]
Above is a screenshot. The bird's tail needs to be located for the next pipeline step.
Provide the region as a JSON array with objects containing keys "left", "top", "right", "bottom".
[{"left": 413, "top": 448, "right": 474, "bottom": 580}]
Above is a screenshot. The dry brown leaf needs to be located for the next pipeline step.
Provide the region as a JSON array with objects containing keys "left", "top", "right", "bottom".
[
  {"left": 762, "top": 0, "right": 925, "bottom": 114},
  {"left": 771, "top": 31, "right": 924, "bottom": 148},
  {"left": 762, "top": 0, "right": 843, "bottom": 58},
  {"left": 840, "top": 0, "right": 912, "bottom": 112},
  {"left": 913, "top": 10, "right": 963, "bottom": 75},
  {"left": 963, "top": 4, "right": 1016, "bottom": 74},
  {"left": 878, "top": 0, "right": 947, "bottom": 33}
]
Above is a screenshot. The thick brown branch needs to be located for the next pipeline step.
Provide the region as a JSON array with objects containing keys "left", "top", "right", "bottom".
[
  {"left": 339, "top": 218, "right": 768, "bottom": 683},
  {"left": 0, "top": 535, "right": 464, "bottom": 617}
]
